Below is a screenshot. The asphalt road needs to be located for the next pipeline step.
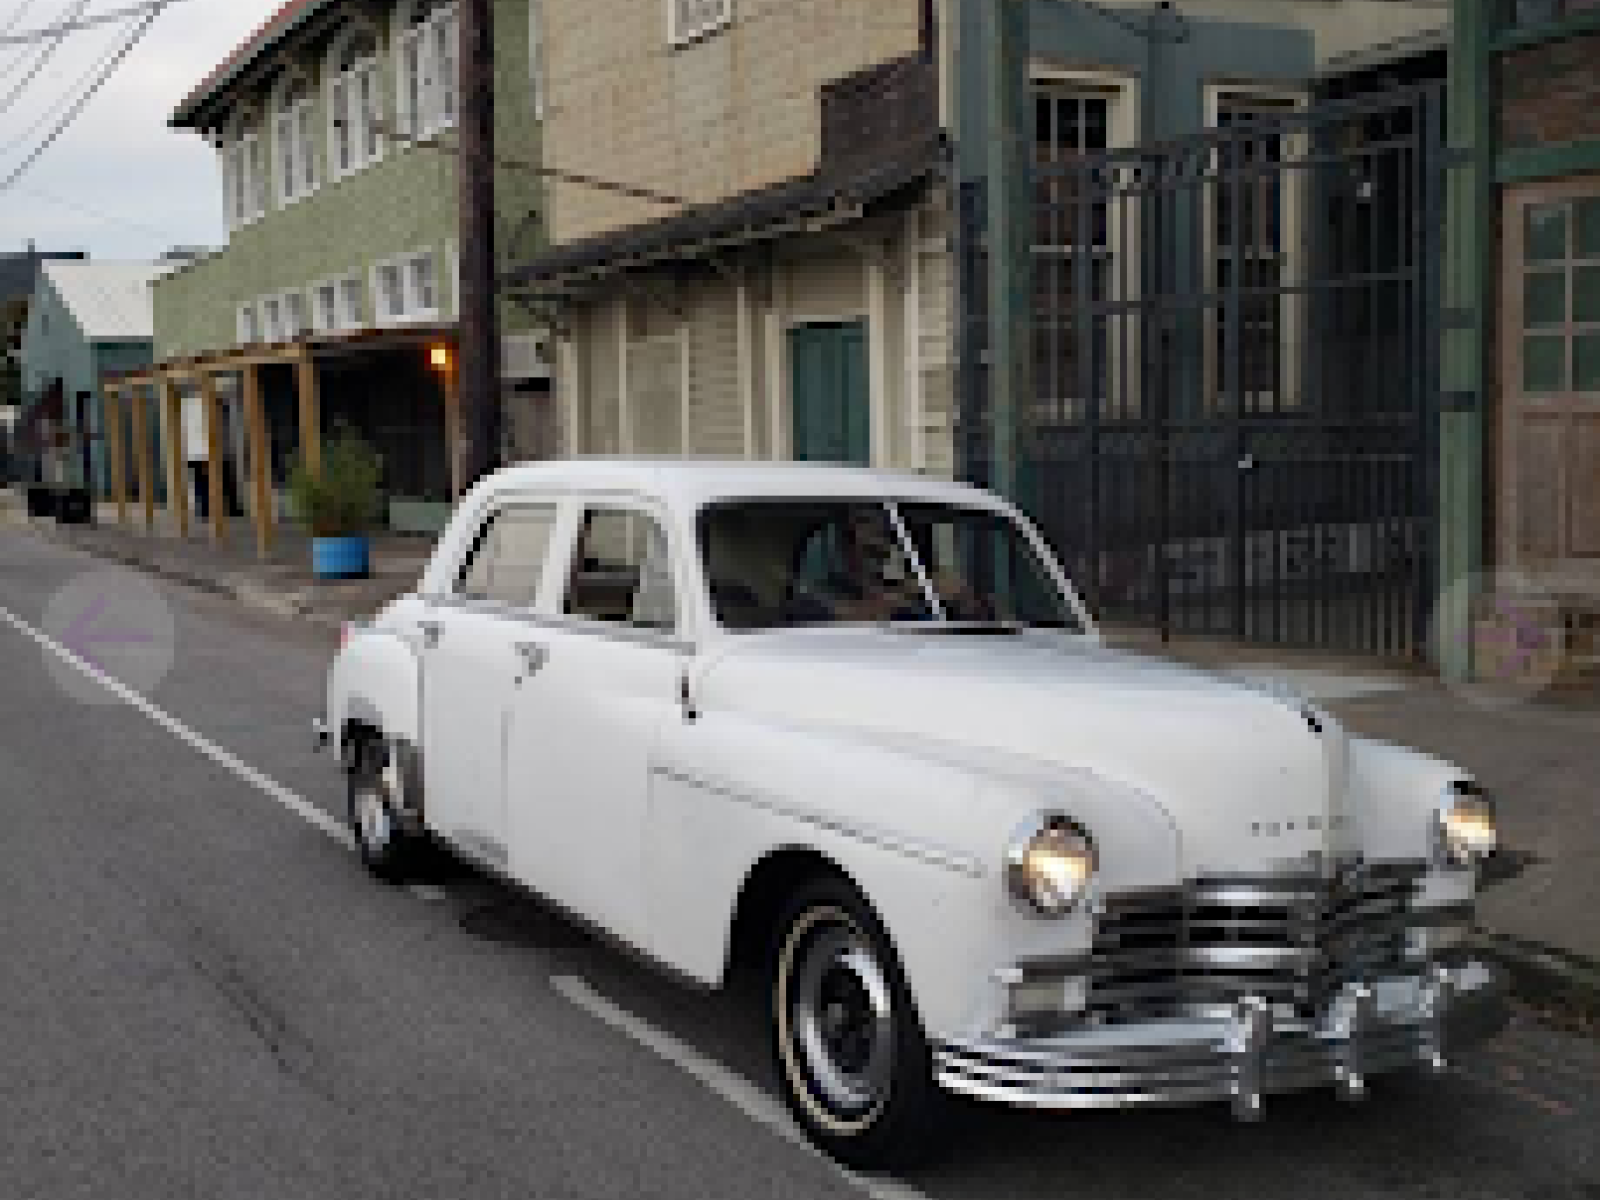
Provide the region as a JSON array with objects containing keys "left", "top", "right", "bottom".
[{"left": 2, "top": 528, "right": 1598, "bottom": 1200}]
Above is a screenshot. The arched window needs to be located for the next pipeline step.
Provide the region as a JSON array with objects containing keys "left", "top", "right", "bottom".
[
  {"left": 221, "top": 109, "right": 266, "bottom": 231},
  {"left": 396, "top": 0, "right": 458, "bottom": 140},
  {"left": 328, "top": 28, "right": 382, "bottom": 177},
  {"left": 274, "top": 76, "right": 318, "bottom": 204}
]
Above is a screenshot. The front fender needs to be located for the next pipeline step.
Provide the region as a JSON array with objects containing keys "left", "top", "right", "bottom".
[
  {"left": 328, "top": 628, "right": 421, "bottom": 758},
  {"left": 646, "top": 711, "right": 1181, "bottom": 1040}
]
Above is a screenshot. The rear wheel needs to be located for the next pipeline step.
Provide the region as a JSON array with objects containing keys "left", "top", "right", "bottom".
[
  {"left": 347, "top": 736, "right": 421, "bottom": 884},
  {"left": 770, "top": 876, "right": 947, "bottom": 1170}
]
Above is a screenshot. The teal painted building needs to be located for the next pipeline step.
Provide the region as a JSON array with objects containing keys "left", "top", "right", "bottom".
[{"left": 19, "top": 261, "right": 159, "bottom": 495}]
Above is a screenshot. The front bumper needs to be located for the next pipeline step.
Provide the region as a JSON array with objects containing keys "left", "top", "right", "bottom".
[{"left": 935, "top": 961, "right": 1507, "bottom": 1118}]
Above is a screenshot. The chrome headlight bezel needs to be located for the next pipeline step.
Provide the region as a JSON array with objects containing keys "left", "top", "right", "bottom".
[
  {"left": 1434, "top": 781, "right": 1498, "bottom": 868},
  {"left": 1004, "top": 813, "right": 1098, "bottom": 918}
]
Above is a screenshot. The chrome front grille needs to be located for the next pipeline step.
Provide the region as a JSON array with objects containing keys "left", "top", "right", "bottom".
[{"left": 1077, "top": 862, "right": 1425, "bottom": 1022}]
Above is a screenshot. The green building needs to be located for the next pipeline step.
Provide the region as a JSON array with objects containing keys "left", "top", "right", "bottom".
[{"left": 141, "top": 0, "right": 547, "bottom": 543}]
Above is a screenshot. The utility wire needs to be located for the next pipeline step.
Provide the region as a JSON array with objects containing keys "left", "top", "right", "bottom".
[
  {"left": 0, "top": 8, "right": 139, "bottom": 156},
  {"left": 0, "top": 0, "right": 91, "bottom": 116},
  {"left": 369, "top": 117, "right": 686, "bottom": 206},
  {"left": 12, "top": 181, "right": 183, "bottom": 241},
  {"left": 0, "top": 0, "right": 42, "bottom": 70},
  {"left": 0, "top": 0, "right": 193, "bottom": 47},
  {"left": 0, "top": 0, "right": 168, "bottom": 191}
]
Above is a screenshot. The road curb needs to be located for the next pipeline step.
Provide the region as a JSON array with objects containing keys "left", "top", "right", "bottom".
[
  {"left": 23, "top": 524, "right": 346, "bottom": 634},
  {"left": 1471, "top": 929, "right": 1600, "bottom": 1033}
]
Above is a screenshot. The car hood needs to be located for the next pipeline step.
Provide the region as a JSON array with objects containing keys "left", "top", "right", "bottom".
[{"left": 696, "top": 629, "right": 1359, "bottom": 876}]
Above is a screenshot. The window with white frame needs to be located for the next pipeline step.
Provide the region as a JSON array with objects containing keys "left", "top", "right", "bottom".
[
  {"left": 1205, "top": 85, "right": 1306, "bottom": 414},
  {"left": 312, "top": 274, "right": 366, "bottom": 332},
  {"left": 237, "top": 302, "right": 260, "bottom": 346},
  {"left": 258, "top": 289, "right": 311, "bottom": 343},
  {"left": 221, "top": 124, "right": 266, "bottom": 230},
  {"left": 373, "top": 250, "right": 441, "bottom": 324},
  {"left": 328, "top": 29, "right": 383, "bottom": 177},
  {"left": 669, "top": 0, "right": 732, "bottom": 47},
  {"left": 397, "top": 1, "right": 459, "bottom": 140},
  {"left": 261, "top": 294, "right": 284, "bottom": 341},
  {"left": 1031, "top": 74, "right": 1136, "bottom": 424},
  {"left": 274, "top": 78, "right": 319, "bottom": 205}
]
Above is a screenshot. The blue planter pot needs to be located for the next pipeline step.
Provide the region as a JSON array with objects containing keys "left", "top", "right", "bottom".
[{"left": 312, "top": 535, "right": 371, "bottom": 580}]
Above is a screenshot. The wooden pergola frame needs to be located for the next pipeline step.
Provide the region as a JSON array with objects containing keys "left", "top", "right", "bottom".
[{"left": 101, "top": 325, "right": 460, "bottom": 560}]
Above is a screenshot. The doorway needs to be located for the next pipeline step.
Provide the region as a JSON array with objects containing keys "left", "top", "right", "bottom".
[{"left": 789, "top": 321, "right": 870, "bottom": 466}]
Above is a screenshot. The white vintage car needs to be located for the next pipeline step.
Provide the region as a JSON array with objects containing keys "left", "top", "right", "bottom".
[{"left": 320, "top": 459, "right": 1506, "bottom": 1168}]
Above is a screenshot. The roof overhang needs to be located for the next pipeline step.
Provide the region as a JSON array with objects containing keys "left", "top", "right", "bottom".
[
  {"left": 504, "top": 137, "right": 947, "bottom": 302},
  {"left": 170, "top": 0, "right": 337, "bottom": 132}
]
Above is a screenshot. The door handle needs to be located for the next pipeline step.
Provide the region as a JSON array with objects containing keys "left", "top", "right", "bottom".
[
  {"left": 514, "top": 640, "right": 548, "bottom": 676},
  {"left": 418, "top": 619, "right": 444, "bottom": 649}
]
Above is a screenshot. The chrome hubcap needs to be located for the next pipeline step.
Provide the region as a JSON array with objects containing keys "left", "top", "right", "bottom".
[
  {"left": 785, "top": 915, "right": 894, "bottom": 1120},
  {"left": 355, "top": 783, "right": 392, "bottom": 853}
]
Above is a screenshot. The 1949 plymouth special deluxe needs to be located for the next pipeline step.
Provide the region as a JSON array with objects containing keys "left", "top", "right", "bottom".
[{"left": 319, "top": 459, "right": 1506, "bottom": 1168}]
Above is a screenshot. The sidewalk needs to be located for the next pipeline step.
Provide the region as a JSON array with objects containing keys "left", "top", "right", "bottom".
[{"left": 25, "top": 507, "right": 429, "bottom": 632}]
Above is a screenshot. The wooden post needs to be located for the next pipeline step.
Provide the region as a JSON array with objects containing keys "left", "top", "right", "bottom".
[
  {"left": 442, "top": 350, "right": 465, "bottom": 498},
  {"left": 104, "top": 384, "right": 128, "bottom": 526},
  {"left": 131, "top": 385, "right": 156, "bottom": 532},
  {"left": 200, "top": 371, "right": 228, "bottom": 544},
  {"left": 295, "top": 349, "right": 322, "bottom": 479},
  {"left": 160, "top": 375, "right": 190, "bottom": 538},
  {"left": 242, "top": 363, "right": 275, "bottom": 559}
]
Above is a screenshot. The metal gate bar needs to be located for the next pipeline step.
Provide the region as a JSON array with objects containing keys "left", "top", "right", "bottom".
[{"left": 962, "top": 84, "right": 1447, "bottom": 658}]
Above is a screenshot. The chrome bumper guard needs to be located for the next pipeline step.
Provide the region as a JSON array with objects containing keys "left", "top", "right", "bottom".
[{"left": 935, "top": 961, "right": 1506, "bottom": 1118}]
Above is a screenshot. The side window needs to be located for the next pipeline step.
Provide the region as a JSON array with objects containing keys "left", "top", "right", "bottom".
[
  {"left": 455, "top": 504, "right": 558, "bottom": 607},
  {"left": 565, "top": 508, "right": 677, "bottom": 632}
]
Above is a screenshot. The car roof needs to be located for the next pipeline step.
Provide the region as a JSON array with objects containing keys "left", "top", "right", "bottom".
[{"left": 484, "top": 458, "right": 1002, "bottom": 511}]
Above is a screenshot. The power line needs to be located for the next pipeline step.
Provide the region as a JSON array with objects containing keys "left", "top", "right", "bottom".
[
  {"left": 0, "top": 7, "right": 140, "bottom": 156},
  {"left": 11, "top": 181, "right": 184, "bottom": 241},
  {"left": 0, "top": 1, "right": 169, "bottom": 191},
  {"left": 0, "top": 0, "right": 192, "bottom": 48},
  {"left": 0, "top": 0, "right": 91, "bottom": 116},
  {"left": 0, "top": 0, "right": 42, "bottom": 66}
]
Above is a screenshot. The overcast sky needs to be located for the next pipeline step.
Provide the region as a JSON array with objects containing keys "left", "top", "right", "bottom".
[{"left": 0, "top": 0, "right": 282, "bottom": 261}]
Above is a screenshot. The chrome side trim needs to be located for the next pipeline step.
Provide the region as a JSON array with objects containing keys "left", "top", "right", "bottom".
[
  {"left": 425, "top": 595, "right": 697, "bottom": 655},
  {"left": 651, "top": 765, "right": 985, "bottom": 879}
]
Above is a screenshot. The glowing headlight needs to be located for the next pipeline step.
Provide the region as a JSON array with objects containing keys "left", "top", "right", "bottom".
[
  {"left": 1005, "top": 815, "right": 1098, "bottom": 917},
  {"left": 1436, "top": 782, "right": 1498, "bottom": 866}
]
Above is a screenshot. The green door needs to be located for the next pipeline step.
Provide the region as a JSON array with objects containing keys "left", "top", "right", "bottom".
[{"left": 790, "top": 321, "right": 870, "bottom": 465}]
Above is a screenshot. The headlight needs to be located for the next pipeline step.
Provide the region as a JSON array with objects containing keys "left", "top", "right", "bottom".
[
  {"left": 1436, "top": 782, "right": 1497, "bottom": 866},
  {"left": 1005, "top": 814, "right": 1097, "bottom": 917}
]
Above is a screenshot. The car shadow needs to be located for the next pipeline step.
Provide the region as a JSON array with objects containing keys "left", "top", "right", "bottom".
[{"left": 426, "top": 860, "right": 1597, "bottom": 1200}]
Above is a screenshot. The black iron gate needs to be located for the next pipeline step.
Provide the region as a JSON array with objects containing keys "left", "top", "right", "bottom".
[{"left": 960, "top": 84, "right": 1446, "bottom": 658}]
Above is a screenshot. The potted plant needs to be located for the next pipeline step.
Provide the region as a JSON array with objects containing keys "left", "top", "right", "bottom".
[{"left": 289, "top": 425, "right": 383, "bottom": 580}]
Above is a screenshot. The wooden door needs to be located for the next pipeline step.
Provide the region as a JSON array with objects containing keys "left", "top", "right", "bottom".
[
  {"left": 1501, "top": 178, "right": 1600, "bottom": 579},
  {"left": 789, "top": 321, "right": 870, "bottom": 465}
]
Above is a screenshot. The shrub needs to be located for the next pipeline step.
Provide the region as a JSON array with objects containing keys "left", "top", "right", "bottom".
[{"left": 288, "top": 426, "right": 383, "bottom": 538}]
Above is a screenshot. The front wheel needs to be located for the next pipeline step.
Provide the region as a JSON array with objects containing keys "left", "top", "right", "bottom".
[
  {"left": 770, "top": 876, "right": 948, "bottom": 1170},
  {"left": 348, "top": 736, "right": 421, "bottom": 884}
]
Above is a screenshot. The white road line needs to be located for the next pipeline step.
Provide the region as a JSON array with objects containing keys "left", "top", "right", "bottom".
[
  {"left": 0, "top": 601, "right": 353, "bottom": 850},
  {"left": 552, "top": 974, "right": 933, "bottom": 1200},
  {"left": 8, "top": 593, "right": 929, "bottom": 1190}
]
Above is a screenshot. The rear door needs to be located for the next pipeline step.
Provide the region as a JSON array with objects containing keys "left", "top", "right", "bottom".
[{"left": 420, "top": 498, "right": 561, "bottom": 869}]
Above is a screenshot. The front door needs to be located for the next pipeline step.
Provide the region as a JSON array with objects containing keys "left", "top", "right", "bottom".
[
  {"left": 1501, "top": 180, "right": 1600, "bottom": 579},
  {"left": 421, "top": 500, "right": 561, "bottom": 869},
  {"left": 507, "top": 502, "right": 685, "bottom": 951},
  {"left": 790, "top": 321, "right": 871, "bottom": 465}
]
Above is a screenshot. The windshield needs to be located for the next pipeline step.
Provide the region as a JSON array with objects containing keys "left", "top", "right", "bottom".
[{"left": 697, "top": 500, "right": 1084, "bottom": 633}]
